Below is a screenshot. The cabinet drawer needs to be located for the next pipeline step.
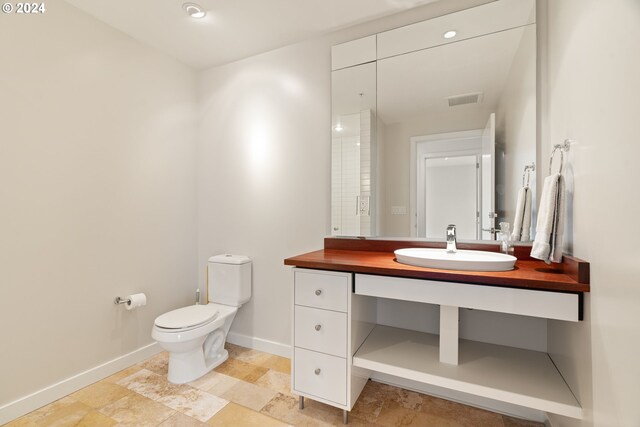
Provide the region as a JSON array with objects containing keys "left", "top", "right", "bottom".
[
  {"left": 355, "top": 273, "right": 581, "bottom": 321},
  {"left": 295, "top": 306, "right": 347, "bottom": 357},
  {"left": 294, "top": 269, "right": 349, "bottom": 312},
  {"left": 294, "top": 347, "right": 346, "bottom": 405}
]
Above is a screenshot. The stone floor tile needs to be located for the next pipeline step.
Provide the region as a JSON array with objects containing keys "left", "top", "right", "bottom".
[
  {"left": 116, "top": 368, "right": 188, "bottom": 402},
  {"left": 156, "top": 387, "right": 229, "bottom": 422},
  {"left": 253, "top": 369, "right": 293, "bottom": 396},
  {"left": 213, "top": 358, "right": 269, "bottom": 383},
  {"left": 460, "top": 405, "right": 507, "bottom": 427},
  {"left": 260, "top": 393, "right": 334, "bottom": 427},
  {"left": 189, "top": 371, "right": 239, "bottom": 395},
  {"left": 21, "top": 397, "right": 77, "bottom": 421},
  {"left": 225, "top": 343, "right": 274, "bottom": 366},
  {"left": 32, "top": 400, "right": 93, "bottom": 427},
  {"left": 158, "top": 410, "right": 213, "bottom": 426},
  {"left": 220, "top": 380, "right": 278, "bottom": 411},
  {"left": 207, "top": 402, "right": 291, "bottom": 427},
  {"left": 70, "top": 380, "right": 132, "bottom": 409},
  {"left": 2, "top": 416, "right": 38, "bottom": 427},
  {"left": 137, "top": 351, "right": 169, "bottom": 376},
  {"left": 419, "top": 394, "right": 470, "bottom": 420},
  {"left": 503, "top": 415, "right": 545, "bottom": 427},
  {"left": 102, "top": 365, "right": 143, "bottom": 384},
  {"left": 376, "top": 400, "right": 459, "bottom": 427},
  {"left": 99, "top": 392, "right": 175, "bottom": 427},
  {"left": 261, "top": 354, "right": 292, "bottom": 374},
  {"left": 349, "top": 384, "right": 386, "bottom": 423},
  {"left": 6, "top": 397, "right": 92, "bottom": 427},
  {"left": 296, "top": 398, "right": 349, "bottom": 426},
  {"left": 74, "top": 410, "right": 117, "bottom": 427}
]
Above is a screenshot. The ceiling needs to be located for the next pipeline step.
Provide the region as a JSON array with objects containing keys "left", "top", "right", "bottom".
[
  {"left": 63, "top": 0, "right": 440, "bottom": 70},
  {"left": 377, "top": 24, "right": 534, "bottom": 124}
]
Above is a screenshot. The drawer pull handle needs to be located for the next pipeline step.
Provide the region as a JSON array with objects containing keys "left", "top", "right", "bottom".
[
  {"left": 315, "top": 324, "right": 322, "bottom": 331},
  {"left": 315, "top": 289, "right": 322, "bottom": 296},
  {"left": 315, "top": 368, "right": 321, "bottom": 375}
]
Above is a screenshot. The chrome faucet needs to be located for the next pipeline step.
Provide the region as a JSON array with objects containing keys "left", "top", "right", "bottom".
[{"left": 446, "top": 224, "right": 457, "bottom": 253}]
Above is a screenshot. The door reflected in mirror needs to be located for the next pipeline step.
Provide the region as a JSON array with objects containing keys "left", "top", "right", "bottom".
[
  {"left": 423, "top": 155, "right": 478, "bottom": 240},
  {"left": 412, "top": 115, "right": 494, "bottom": 241}
]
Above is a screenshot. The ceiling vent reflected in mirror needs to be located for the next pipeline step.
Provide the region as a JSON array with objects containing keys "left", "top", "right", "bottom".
[{"left": 446, "top": 92, "right": 483, "bottom": 107}]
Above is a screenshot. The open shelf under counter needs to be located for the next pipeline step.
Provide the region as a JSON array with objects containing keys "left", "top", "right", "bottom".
[{"left": 352, "top": 325, "right": 582, "bottom": 419}]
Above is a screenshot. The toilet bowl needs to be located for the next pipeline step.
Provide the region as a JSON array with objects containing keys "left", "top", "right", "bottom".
[
  {"left": 152, "top": 303, "right": 238, "bottom": 383},
  {"left": 152, "top": 254, "right": 251, "bottom": 384}
]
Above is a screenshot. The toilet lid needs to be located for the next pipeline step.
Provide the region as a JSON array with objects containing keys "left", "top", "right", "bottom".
[{"left": 154, "top": 304, "right": 219, "bottom": 329}]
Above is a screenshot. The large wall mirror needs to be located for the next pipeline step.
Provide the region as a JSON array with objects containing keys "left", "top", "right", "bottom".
[{"left": 331, "top": 0, "right": 537, "bottom": 242}]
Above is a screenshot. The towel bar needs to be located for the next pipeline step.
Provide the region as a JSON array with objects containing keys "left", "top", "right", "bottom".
[
  {"left": 522, "top": 163, "right": 535, "bottom": 187},
  {"left": 549, "top": 139, "right": 573, "bottom": 175}
]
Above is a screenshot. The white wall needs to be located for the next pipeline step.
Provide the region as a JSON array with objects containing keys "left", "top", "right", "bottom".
[
  {"left": 0, "top": 0, "right": 198, "bottom": 416},
  {"left": 196, "top": 0, "right": 492, "bottom": 353},
  {"left": 543, "top": 1, "right": 640, "bottom": 426},
  {"left": 197, "top": 37, "right": 331, "bottom": 352},
  {"left": 377, "top": 301, "right": 547, "bottom": 352}
]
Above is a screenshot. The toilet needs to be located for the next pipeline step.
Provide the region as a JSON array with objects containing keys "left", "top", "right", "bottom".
[{"left": 152, "top": 254, "right": 251, "bottom": 384}]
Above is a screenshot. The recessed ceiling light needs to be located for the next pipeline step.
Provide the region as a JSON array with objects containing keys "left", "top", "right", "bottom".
[
  {"left": 334, "top": 123, "right": 343, "bottom": 132},
  {"left": 183, "top": 2, "right": 206, "bottom": 19},
  {"left": 443, "top": 30, "right": 457, "bottom": 39}
]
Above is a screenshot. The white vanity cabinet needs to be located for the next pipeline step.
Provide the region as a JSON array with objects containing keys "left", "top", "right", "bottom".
[
  {"left": 352, "top": 273, "right": 583, "bottom": 419},
  {"left": 290, "top": 266, "right": 585, "bottom": 422},
  {"left": 291, "top": 268, "right": 374, "bottom": 421},
  {"left": 292, "top": 269, "right": 348, "bottom": 406}
]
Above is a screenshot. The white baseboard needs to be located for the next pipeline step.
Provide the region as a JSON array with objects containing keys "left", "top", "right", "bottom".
[
  {"left": 370, "top": 372, "right": 547, "bottom": 423},
  {"left": 226, "top": 332, "right": 291, "bottom": 359},
  {"left": 0, "top": 342, "right": 161, "bottom": 425}
]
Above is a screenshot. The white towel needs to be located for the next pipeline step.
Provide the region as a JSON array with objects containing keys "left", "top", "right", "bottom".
[
  {"left": 531, "top": 174, "right": 565, "bottom": 264},
  {"left": 511, "top": 187, "right": 532, "bottom": 242}
]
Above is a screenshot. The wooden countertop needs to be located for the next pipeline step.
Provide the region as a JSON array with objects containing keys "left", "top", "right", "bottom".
[{"left": 284, "top": 241, "right": 590, "bottom": 293}]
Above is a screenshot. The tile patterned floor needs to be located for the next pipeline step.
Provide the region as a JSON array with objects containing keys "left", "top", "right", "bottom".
[{"left": 5, "top": 344, "right": 543, "bottom": 426}]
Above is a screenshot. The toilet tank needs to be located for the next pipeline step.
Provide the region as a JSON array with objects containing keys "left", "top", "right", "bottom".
[{"left": 207, "top": 254, "right": 252, "bottom": 307}]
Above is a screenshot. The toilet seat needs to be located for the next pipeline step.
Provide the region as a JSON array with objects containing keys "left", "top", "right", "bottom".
[
  {"left": 154, "top": 304, "right": 218, "bottom": 332},
  {"left": 152, "top": 303, "right": 237, "bottom": 345}
]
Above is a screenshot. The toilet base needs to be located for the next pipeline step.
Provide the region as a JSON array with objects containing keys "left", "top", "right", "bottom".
[{"left": 167, "top": 347, "right": 229, "bottom": 384}]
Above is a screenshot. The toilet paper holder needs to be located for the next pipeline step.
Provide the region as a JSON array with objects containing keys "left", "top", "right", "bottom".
[
  {"left": 114, "top": 296, "right": 131, "bottom": 306},
  {"left": 114, "top": 293, "right": 147, "bottom": 310}
]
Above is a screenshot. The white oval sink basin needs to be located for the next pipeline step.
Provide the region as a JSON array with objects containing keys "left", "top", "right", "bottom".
[{"left": 394, "top": 248, "right": 516, "bottom": 272}]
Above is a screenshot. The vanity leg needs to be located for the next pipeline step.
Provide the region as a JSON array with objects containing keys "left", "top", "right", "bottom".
[
  {"left": 299, "top": 396, "right": 304, "bottom": 410},
  {"left": 343, "top": 409, "right": 348, "bottom": 424},
  {"left": 440, "top": 305, "right": 459, "bottom": 365}
]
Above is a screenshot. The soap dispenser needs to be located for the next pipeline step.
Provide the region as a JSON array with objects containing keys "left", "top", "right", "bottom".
[{"left": 498, "top": 222, "right": 514, "bottom": 256}]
